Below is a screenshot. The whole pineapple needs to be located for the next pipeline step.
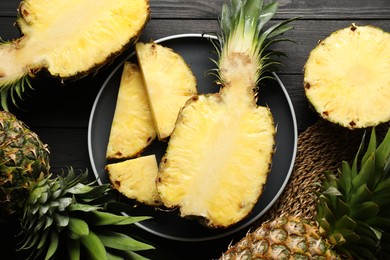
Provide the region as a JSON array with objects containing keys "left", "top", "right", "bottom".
[
  {"left": 156, "top": 0, "right": 295, "bottom": 228},
  {"left": 0, "top": 111, "right": 154, "bottom": 259},
  {"left": 0, "top": 111, "right": 50, "bottom": 221},
  {"left": 221, "top": 127, "right": 390, "bottom": 259}
]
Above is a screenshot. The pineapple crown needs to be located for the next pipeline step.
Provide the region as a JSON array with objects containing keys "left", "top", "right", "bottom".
[
  {"left": 0, "top": 75, "right": 33, "bottom": 112},
  {"left": 17, "top": 168, "right": 154, "bottom": 260},
  {"left": 212, "top": 0, "right": 296, "bottom": 87},
  {"left": 317, "top": 127, "right": 390, "bottom": 259}
]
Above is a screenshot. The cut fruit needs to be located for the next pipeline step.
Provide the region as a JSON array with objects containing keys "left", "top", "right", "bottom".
[
  {"left": 106, "top": 62, "right": 156, "bottom": 160},
  {"left": 0, "top": 0, "right": 150, "bottom": 110},
  {"left": 136, "top": 42, "right": 197, "bottom": 140},
  {"left": 106, "top": 155, "right": 161, "bottom": 206},
  {"left": 304, "top": 24, "right": 390, "bottom": 129},
  {"left": 156, "top": 0, "right": 294, "bottom": 228}
]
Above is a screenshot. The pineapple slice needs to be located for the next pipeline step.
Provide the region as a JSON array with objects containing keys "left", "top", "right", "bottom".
[
  {"left": 106, "top": 155, "right": 161, "bottom": 206},
  {"left": 136, "top": 42, "right": 197, "bottom": 140},
  {"left": 106, "top": 62, "right": 156, "bottom": 160},
  {"left": 0, "top": 0, "right": 150, "bottom": 110},
  {"left": 304, "top": 24, "right": 390, "bottom": 129},
  {"left": 156, "top": 0, "right": 293, "bottom": 228}
]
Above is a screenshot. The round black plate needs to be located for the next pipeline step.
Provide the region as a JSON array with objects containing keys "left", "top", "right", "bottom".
[{"left": 88, "top": 34, "right": 297, "bottom": 242}]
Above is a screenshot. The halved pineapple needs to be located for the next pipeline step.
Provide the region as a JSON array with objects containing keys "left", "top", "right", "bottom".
[
  {"left": 136, "top": 42, "right": 197, "bottom": 140},
  {"left": 304, "top": 24, "right": 390, "bottom": 129},
  {"left": 106, "top": 155, "right": 161, "bottom": 206},
  {"left": 106, "top": 62, "right": 156, "bottom": 160},
  {"left": 0, "top": 0, "right": 150, "bottom": 110},
  {"left": 156, "top": 0, "right": 293, "bottom": 228}
]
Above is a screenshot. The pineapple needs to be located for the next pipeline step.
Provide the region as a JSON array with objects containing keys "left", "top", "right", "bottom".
[
  {"left": 0, "top": 110, "right": 50, "bottom": 221},
  {"left": 221, "top": 127, "right": 390, "bottom": 259},
  {"left": 0, "top": 0, "right": 150, "bottom": 110},
  {"left": 156, "top": 0, "right": 295, "bottom": 228},
  {"left": 136, "top": 42, "right": 198, "bottom": 140},
  {"left": 0, "top": 111, "right": 154, "bottom": 259},
  {"left": 106, "top": 155, "right": 161, "bottom": 206},
  {"left": 106, "top": 62, "right": 156, "bottom": 160},
  {"left": 18, "top": 169, "right": 154, "bottom": 260},
  {"left": 304, "top": 24, "right": 390, "bottom": 129}
]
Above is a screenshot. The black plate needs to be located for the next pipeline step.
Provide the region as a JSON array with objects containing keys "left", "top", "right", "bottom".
[{"left": 88, "top": 34, "right": 297, "bottom": 242}]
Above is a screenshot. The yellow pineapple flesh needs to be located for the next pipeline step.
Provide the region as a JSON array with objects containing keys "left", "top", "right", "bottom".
[
  {"left": 304, "top": 24, "right": 390, "bottom": 129},
  {"left": 106, "top": 62, "right": 156, "bottom": 160},
  {"left": 155, "top": 0, "right": 293, "bottom": 228},
  {"left": 0, "top": 0, "right": 150, "bottom": 109},
  {"left": 157, "top": 93, "right": 274, "bottom": 228},
  {"left": 136, "top": 42, "right": 197, "bottom": 140},
  {"left": 106, "top": 155, "right": 161, "bottom": 206}
]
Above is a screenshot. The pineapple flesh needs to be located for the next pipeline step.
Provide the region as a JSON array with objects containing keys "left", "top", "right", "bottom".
[
  {"left": 106, "top": 155, "right": 161, "bottom": 206},
  {"left": 0, "top": 0, "right": 150, "bottom": 110},
  {"left": 156, "top": 0, "right": 294, "bottom": 228},
  {"left": 136, "top": 42, "right": 198, "bottom": 140},
  {"left": 106, "top": 62, "right": 156, "bottom": 160},
  {"left": 304, "top": 24, "right": 390, "bottom": 129}
]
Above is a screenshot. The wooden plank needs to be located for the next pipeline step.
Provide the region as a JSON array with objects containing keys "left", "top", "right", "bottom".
[
  {"left": 28, "top": 127, "right": 92, "bottom": 173},
  {"left": 1, "top": 0, "right": 389, "bottom": 19}
]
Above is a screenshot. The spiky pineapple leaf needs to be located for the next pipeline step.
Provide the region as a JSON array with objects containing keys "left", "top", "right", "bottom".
[
  {"left": 90, "top": 210, "right": 151, "bottom": 226},
  {"left": 98, "top": 229, "right": 155, "bottom": 251},
  {"left": 80, "top": 230, "right": 107, "bottom": 260}
]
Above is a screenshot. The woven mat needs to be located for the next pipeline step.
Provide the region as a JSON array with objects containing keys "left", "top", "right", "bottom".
[{"left": 256, "top": 119, "right": 389, "bottom": 225}]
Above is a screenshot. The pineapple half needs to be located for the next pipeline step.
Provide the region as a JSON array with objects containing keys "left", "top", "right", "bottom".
[
  {"left": 106, "top": 155, "right": 161, "bottom": 206},
  {"left": 304, "top": 24, "right": 390, "bottom": 129},
  {"left": 106, "top": 62, "right": 156, "bottom": 160},
  {"left": 221, "top": 127, "right": 390, "bottom": 259},
  {"left": 156, "top": 0, "right": 295, "bottom": 228},
  {"left": 0, "top": 0, "right": 150, "bottom": 110},
  {"left": 136, "top": 42, "right": 198, "bottom": 140}
]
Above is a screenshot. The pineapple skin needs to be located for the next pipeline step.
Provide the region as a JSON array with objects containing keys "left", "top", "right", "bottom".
[
  {"left": 304, "top": 24, "right": 390, "bottom": 129},
  {"left": 220, "top": 216, "right": 339, "bottom": 260},
  {"left": 106, "top": 155, "right": 162, "bottom": 206},
  {"left": 106, "top": 62, "right": 156, "bottom": 160},
  {"left": 0, "top": 111, "right": 50, "bottom": 221},
  {"left": 136, "top": 42, "right": 198, "bottom": 140}
]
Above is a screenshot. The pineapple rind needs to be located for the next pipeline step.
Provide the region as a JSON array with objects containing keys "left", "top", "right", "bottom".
[
  {"left": 0, "top": 111, "right": 50, "bottom": 220},
  {"left": 304, "top": 24, "right": 390, "bottom": 129},
  {"left": 220, "top": 216, "right": 339, "bottom": 259},
  {"left": 157, "top": 95, "right": 275, "bottom": 228},
  {"left": 106, "top": 62, "right": 156, "bottom": 160},
  {"left": 106, "top": 155, "right": 161, "bottom": 206},
  {"left": 136, "top": 42, "right": 198, "bottom": 140}
]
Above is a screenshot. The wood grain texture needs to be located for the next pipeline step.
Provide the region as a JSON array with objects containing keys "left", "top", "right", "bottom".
[{"left": 1, "top": 0, "right": 389, "bottom": 19}]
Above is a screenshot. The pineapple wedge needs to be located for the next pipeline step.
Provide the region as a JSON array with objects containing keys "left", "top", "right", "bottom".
[
  {"left": 0, "top": 0, "right": 150, "bottom": 110},
  {"left": 106, "top": 62, "right": 156, "bottom": 160},
  {"left": 106, "top": 155, "right": 161, "bottom": 206},
  {"left": 156, "top": 0, "right": 294, "bottom": 228},
  {"left": 304, "top": 24, "right": 390, "bottom": 129},
  {"left": 136, "top": 42, "right": 197, "bottom": 140}
]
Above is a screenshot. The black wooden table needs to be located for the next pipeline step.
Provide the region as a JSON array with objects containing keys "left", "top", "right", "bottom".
[{"left": 0, "top": 0, "right": 389, "bottom": 259}]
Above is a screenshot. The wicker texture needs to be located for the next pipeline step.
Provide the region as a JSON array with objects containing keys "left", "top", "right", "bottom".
[{"left": 258, "top": 119, "right": 388, "bottom": 224}]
